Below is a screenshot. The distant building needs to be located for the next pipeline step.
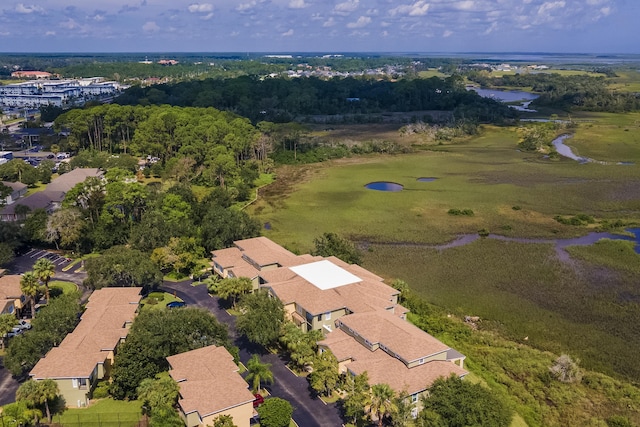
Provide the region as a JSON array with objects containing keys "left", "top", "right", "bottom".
[
  {"left": 11, "top": 71, "right": 53, "bottom": 79},
  {"left": 0, "top": 79, "right": 127, "bottom": 109}
]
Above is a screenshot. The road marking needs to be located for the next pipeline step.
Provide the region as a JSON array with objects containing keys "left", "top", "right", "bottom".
[{"left": 31, "top": 250, "right": 46, "bottom": 258}]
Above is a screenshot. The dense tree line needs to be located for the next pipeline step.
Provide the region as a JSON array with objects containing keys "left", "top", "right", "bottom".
[
  {"left": 114, "top": 75, "right": 517, "bottom": 123},
  {"left": 466, "top": 71, "right": 640, "bottom": 112}
]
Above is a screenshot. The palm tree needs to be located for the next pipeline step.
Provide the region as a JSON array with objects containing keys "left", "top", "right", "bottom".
[
  {"left": 368, "top": 383, "right": 397, "bottom": 427},
  {"left": 34, "top": 258, "right": 56, "bottom": 304},
  {"left": 245, "top": 354, "right": 274, "bottom": 394},
  {"left": 20, "top": 272, "right": 40, "bottom": 319},
  {"left": 16, "top": 379, "right": 59, "bottom": 423}
]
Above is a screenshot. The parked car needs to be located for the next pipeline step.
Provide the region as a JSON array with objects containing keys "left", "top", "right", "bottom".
[
  {"left": 253, "top": 394, "right": 264, "bottom": 408},
  {"left": 5, "top": 327, "right": 23, "bottom": 338},
  {"left": 15, "top": 320, "right": 32, "bottom": 330},
  {"left": 166, "top": 301, "right": 186, "bottom": 309}
]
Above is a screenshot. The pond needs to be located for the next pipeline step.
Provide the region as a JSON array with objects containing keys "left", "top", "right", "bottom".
[
  {"left": 365, "top": 181, "right": 404, "bottom": 192},
  {"left": 468, "top": 87, "right": 539, "bottom": 102}
]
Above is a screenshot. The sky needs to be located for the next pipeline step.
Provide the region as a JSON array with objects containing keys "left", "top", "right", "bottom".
[{"left": 0, "top": 0, "right": 637, "bottom": 54}]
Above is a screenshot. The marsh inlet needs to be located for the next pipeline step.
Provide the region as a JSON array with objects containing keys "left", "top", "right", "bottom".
[
  {"left": 417, "top": 177, "right": 438, "bottom": 182},
  {"left": 365, "top": 181, "right": 404, "bottom": 192}
]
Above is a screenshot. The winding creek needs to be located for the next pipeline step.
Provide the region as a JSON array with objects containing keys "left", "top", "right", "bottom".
[
  {"left": 364, "top": 229, "right": 640, "bottom": 262},
  {"left": 552, "top": 134, "right": 636, "bottom": 165}
]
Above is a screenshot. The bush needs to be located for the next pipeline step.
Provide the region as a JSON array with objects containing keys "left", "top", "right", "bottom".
[
  {"left": 147, "top": 292, "right": 165, "bottom": 301},
  {"left": 448, "top": 208, "right": 474, "bottom": 216},
  {"left": 93, "top": 381, "right": 111, "bottom": 399},
  {"left": 257, "top": 398, "right": 293, "bottom": 427}
]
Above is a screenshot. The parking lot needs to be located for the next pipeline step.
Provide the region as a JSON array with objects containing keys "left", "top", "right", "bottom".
[{"left": 24, "top": 248, "right": 72, "bottom": 267}]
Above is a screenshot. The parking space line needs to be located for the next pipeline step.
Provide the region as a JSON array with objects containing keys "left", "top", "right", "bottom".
[{"left": 31, "top": 250, "right": 46, "bottom": 258}]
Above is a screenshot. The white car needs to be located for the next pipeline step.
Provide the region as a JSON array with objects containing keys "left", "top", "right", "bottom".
[{"left": 15, "top": 319, "right": 32, "bottom": 330}]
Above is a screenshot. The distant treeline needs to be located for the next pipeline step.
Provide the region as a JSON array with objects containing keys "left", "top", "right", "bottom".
[
  {"left": 115, "top": 75, "right": 517, "bottom": 123},
  {"left": 466, "top": 71, "right": 640, "bottom": 112}
]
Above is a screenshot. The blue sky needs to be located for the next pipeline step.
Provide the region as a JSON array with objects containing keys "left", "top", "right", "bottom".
[{"left": 0, "top": 0, "right": 636, "bottom": 53}]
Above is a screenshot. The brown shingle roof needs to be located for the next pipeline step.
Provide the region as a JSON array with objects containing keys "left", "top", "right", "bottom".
[
  {"left": 45, "top": 168, "right": 103, "bottom": 193},
  {"left": 168, "top": 345, "right": 255, "bottom": 417},
  {"left": 348, "top": 354, "right": 467, "bottom": 395},
  {"left": 234, "top": 237, "right": 299, "bottom": 267},
  {"left": 0, "top": 275, "right": 22, "bottom": 299},
  {"left": 320, "top": 321, "right": 467, "bottom": 395},
  {"left": 30, "top": 287, "right": 142, "bottom": 379},
  {"left": 338, "top": 311, "right": 450, "bottom": 363}
]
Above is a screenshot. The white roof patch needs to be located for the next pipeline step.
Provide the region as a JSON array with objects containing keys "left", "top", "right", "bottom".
[{"left": 290, "top": 260, "right": 362, "bottom": 290}]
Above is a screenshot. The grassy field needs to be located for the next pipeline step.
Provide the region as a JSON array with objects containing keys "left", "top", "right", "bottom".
[
  {"left": 568, "top": 112, "right": 640, "bottom": 161},
  {"left": 52, "top": 398, "right": 142, "bottom": 427},
  {"left": 248, "top": 118, "right": 640, "bottom": 390},
  {"left": 252, "top": 124, "right": 639, "bottom": 249}
]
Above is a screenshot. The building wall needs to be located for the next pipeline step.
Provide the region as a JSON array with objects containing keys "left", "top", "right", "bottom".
[
  {"left": 309, "top": 308, "right": 346, "bottom": 332},
  {"left": 53, "top": 378, "right": 91, "bottom": 408},
  {"left": 201, "top": 402, "right": 253, "bottom": 427}
]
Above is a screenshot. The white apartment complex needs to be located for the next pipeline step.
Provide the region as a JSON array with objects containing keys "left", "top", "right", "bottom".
[{"left": 0, "top": 78, "right": 127, "bottom": 109}]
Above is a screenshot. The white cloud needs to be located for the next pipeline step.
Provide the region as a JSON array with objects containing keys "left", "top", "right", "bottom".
[
  {"left": 443, "top": 29, "right": 453, "bottom": 37},
  {"left": 537, "top": 1, "right": 566, "bottom": 18},
  {"left": 323, "top": 17, "right": 336, "bottom": 27},
  {"left": 281, "top": 29, "right": 294, "bottom": 36},
  {"left": 142, "top": 21, "right": 160, "bottom": 32},
  {"left": 389, "top": 1, "right": 430, "bottom": 17},
  {"left": 0, "top": 31, "right": 10, "bottom": 36},
  {"left": 335, "top": 0, "right": 359, "bottom": 14},
  {"left": 15, "top": 3, "right": 44, "bottom": 14},
  {"left": 45, "top": 31, "right": 56, "bottom": 36},
  {"left": 201, "top": 12, "right": 214, "bottom": 20},
  {"left": 92, "top": 14, "right": 105, "bottom": 22},
  {"left": 347, "top": 16, "right": 371, "bottom": 28},
  {"left": 482, "top": 21, "right": 498, "bottom": 35},
  {"left": 60, "top": 19, "right": 79, "bottom": 30},
  {"left": 599, "top": 6, "right": 611, "bottom": 16},
  {"left": 289, "top": 0, "right": 308, "bottom": 9},
  {"left": 455, "top": 1, "right": 475, "bottom": 11},
  {"left": 188, "top": 3, "right": 213, "bottom": 13}
]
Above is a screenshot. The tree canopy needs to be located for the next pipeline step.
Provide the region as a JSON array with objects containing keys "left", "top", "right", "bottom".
[
  {"left": 256, "top": 398, "right": 293, "bottom": 427},
  {"left": 236, "top": 290, "right": 285, "bottom": 347},
  {"left": 84, "top": 246, "right": 162, "bottom": 291},
  {"left": 421, "top": 375, "right": 513, "bottom": 427}
]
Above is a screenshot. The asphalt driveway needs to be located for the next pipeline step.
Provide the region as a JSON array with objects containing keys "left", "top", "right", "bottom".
[{"left": 160, "top": 280, "right": 344, "bottom": 427}]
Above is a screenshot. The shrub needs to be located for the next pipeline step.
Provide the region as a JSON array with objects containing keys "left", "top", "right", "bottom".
[
  {"left": 92, "top": 381, "right": 110, "bottom": 399},
  {"left": 147, "top": 292, "right": 165, "bottom": 301}
]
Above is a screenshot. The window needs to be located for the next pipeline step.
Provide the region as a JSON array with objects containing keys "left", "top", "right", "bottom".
[
  {"left": 71, "top": 379, "right": 78, "bottom": 388},
  {"left": 418, "top": 358, "right": 425, "bottom": 365},
  {"left": 78, "top": 378, "right": 88, "bottom": 390},
  {"left": 317, "top": 314, "right": 322, "bottom": 322},
  {"left": 324, "top": 312, "right": 331, "bottom": 321},
  {"left": 411, "top": 394, "right": 419, "bottom": 403}
]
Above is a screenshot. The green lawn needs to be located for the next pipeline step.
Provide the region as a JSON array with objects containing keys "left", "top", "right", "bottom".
[
  {"left": 49, "top": 280, "right": 78, "bottom": 295},
  {"left": 139, "top": 291, "right": 183, "bottom": 311},
  {"left": 52, "top": 398, "right": 142, "bottom": 427}
]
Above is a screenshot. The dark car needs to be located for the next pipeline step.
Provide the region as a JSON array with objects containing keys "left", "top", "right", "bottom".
[{"left": 166, "top": 301, "right": 186, "bottom": 309}]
